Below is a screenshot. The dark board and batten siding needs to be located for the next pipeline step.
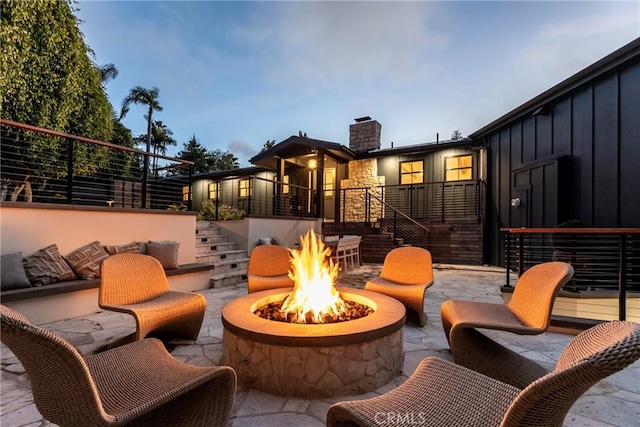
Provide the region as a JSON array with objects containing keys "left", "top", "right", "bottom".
[{"left": 474, "top": 39, "right": 640, "bottom": 266}]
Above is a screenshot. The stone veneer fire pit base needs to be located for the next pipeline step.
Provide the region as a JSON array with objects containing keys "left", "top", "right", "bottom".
[{"left": 221, "top": 287, "right": 406, "bottom": 398}]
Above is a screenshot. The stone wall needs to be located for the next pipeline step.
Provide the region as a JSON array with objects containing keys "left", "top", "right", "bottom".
[{"left": 341, "top": 159, "right": 385, "bottom": 223}]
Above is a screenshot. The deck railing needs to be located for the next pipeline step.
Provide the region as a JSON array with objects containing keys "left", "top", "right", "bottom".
[
  {"left": 502, "top": 227, "right": 640, "bottom": 321},
  {"left": 0, "top": 119, "right": 193, "bottom": 209}
]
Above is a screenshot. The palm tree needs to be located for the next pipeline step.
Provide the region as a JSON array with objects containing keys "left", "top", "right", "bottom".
[
  {"left": 120, "top": 86, "right": 162, "bottom": 206},
  {"left": 98, "top": 63, "right": 119, "bottom": 85},
  {"left": 120, "top": 86, "right": 162, "bottom": 155}
]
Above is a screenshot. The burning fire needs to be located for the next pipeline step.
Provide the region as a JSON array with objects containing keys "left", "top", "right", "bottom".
[{"left": 280, "top": 230, "right": 346, "bottom": 323}]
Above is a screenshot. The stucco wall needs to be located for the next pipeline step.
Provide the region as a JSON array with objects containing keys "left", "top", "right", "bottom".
[
  {"left": 213, "top": 217, "right": 321, "bottom": 252},
  {"left": 0, "top": 203, "right": 196, "bottom": 263}
]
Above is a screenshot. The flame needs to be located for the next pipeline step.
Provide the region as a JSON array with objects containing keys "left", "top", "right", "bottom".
[{"left": 280, "top": 230, "right": 345, "bottom": 323}]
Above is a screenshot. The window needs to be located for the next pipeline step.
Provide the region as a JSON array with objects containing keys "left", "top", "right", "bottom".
[
  {"left": 283, "top": 175, "right": 290, "bottom": 194},
  {"left": 445, "top": 155, "right": 473, "bottom": 181},
  {"left": 208, "top": 182, "right": 218, "bottom": 200},
  {"left": 239, "top": 179, "right": 252, "bottom": 197},
  {"left": 182, "top": 186, "right": 190, "bottom": 201},
  {"left": 400, "top": 160, "right": 423, "bottom": 185},
  {"left": 323, "top": 169, "right": 335, "bottom": 197}
]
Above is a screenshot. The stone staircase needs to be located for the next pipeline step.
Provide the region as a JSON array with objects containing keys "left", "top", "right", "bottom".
[{"left": 195, "top": 221, "right": 248, "bottom": 288}]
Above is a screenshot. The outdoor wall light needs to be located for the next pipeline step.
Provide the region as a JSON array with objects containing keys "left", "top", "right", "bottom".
[{"left": 308, "top": 158, "right": 318, "bottom": 170}]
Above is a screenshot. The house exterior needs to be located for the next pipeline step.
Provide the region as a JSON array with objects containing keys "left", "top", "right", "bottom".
[
  {"left": 472, "top": 37, "right": 640, "bottom": 266},
  {"left": 187, "top": 37, "right": 640, "bottom": 267}
]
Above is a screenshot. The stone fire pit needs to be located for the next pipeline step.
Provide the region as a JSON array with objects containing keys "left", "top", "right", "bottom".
[{"left": 221, "top": 287, "right": 405, "bottom": 398}]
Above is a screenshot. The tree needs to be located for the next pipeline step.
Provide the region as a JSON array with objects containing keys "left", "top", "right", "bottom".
[
  {"left": 1, "top": 0, "right": 114, "bottom": 177},
  {"left": 260, "top": 139, "right": 276, "bottom": 153},
  {"left": 451, "top": 129, "right": 463, "bottom": 141},
  {"left": 98, "top": 63, "right": 119, "bottom": 85},
  {"left": 120, "top": 86, "right": 162, "bottom": 181},
  {"left": 209, "top": 149, "right": 240, "bottom": 171},
  {"left": 135, "top": 120, "right": 176, "bottom": 173},
  {"left": 176, "top": 135, "right": 210, "bottom": 173},
  {"left": 174, "top": 136, "right": 240, "bottom": 173}
]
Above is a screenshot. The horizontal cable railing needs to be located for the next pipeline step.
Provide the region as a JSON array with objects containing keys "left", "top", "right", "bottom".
[
  {"left": 206, "top": 175, "right": 316, "bottom": 219},
  {"left": 1, "top": 119, "right": 193, "bottom": 210},
  {"left": 379, "top": 180, "right": 482, "bottom": 221},
  {"left": 502, "top": 228, "right": 640, "bottom": 321},
  {"left": 367, "top": 192, "right": 429, "bottom": 248}
]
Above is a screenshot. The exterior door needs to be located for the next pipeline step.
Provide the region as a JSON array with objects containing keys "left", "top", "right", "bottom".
[{"left": 323, "top": 168, "right": 336, "bottom": 219}]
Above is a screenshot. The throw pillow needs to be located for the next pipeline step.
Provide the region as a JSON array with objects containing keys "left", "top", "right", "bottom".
[
  {"left": 23, "top": 244, "right": 77, "bottom": 286},
  {"left": 1, "top": 252, "right": 32, "bottom": 291},
  {"left": 145, "top": 241, "right": 180, "bottom": 270},
  {"left": 103, "top": 241, "right": 141, "bottom": 256},
  {"left": 65, "top": 241, "right": 110, "bottom": 280}
]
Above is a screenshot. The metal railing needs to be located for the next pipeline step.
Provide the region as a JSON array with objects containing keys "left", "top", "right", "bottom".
[
  {"left": 1, "top": 119, "right": 193, "bottom": 210},
  {"left": 502, "top": 227, "right": 640, "bottom": 321},
  {"left": 367, "top": 192, "right": 429, "bottom": 248},
  {"left": 206, "top": 175, "right": 316, "bottom": 219}
]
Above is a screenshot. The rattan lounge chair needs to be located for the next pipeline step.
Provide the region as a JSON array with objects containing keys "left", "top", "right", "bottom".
[
  {"left": 365, "top": 247, "right": 434, "bottom": 326},
  {"left": 99, "top": 253, "right": 206, "bottom": 343},
  {"left": 327, "top": 320, "right": 640, "bottom": 427},
  {"left": 441, "top": 261, "right": 574, "bottom": 387},
  {"left": 0, "top": 304, "right": 237, "bottom": 427},
  {"left": 247, "top": 244, "right": 294, "bottom": 293}
]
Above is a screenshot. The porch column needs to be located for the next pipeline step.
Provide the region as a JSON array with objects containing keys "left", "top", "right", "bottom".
[
  {"left": 275, "top": 157, "right": 285, "bottom": 215},
  {"left": 315, "top": 150, "right": 325, "bottom": 218}
]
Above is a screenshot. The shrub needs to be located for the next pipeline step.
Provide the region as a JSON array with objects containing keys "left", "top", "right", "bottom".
[
  {"left": 196, "top": 201, "right": 245, "bottom": 221},
  {"left": 167, "top": 203, "right": 188, "bottom": 211}
]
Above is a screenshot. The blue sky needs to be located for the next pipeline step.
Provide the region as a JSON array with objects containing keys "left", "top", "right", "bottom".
[{"left": 75, "top": 1, "right": 639, "bottom": 166}]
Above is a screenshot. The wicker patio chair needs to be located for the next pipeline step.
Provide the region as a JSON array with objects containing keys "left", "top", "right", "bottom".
[
  {"left": 327, "top": 320, "right": 640, "bottom": 427},
  {"left": 441, "top": 261, "right": 574, "bottom": 387},
  {"left": 0, "top": 304, "right": 237, "bottom": 427},
  {"left": 365, "top": 247, "right": 434, "bottom": 326},
  {"left": 99, "top": 253, "right": 206, "bottom": 343},
  {"left": 247, "top": 244, "right": 294, "bottom": 293}
]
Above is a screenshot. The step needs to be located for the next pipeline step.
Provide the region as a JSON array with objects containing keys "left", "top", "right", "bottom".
[
  {"left": 211, "top": 258, "right": 248, "bottom": 275},
  {"left": 196, "top": 221, "right": 220, "bottom": 231},
  {"left": 195, "top": 228, "right": 222, "bottom": 239},
  {"left": 210, "top": 271, "right": 247, "bottom": 288},
  {"left": 196, "top": 234, "right": 229, "bottom": 246},
  {"left": 196, "top": 250, "right": 247, "bottom": 264},
  {"left": 198, "top": 241, "right": 238, "bottom": 253},
  {"left": 195, "top": 239, "right": 232, "bottom": 254}
]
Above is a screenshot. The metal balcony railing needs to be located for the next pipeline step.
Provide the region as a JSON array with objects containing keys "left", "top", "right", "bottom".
[
  {"left": 1, "top": 119, "right": 193, "bottom": 209},
  {"left": 502, "top": 227, "right": 640, "bottom": 321}
]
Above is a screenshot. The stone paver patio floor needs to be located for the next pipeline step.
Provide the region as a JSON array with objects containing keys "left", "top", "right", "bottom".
[{"left": 1, "top": 264, "right": 638, "bottom": 426}]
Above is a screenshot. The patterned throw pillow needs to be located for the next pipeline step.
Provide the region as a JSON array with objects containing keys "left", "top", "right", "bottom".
[
  {"left": 145, "top": 241, "right": 180, "bottom": 270},
  {"left": 65, "top": 241, "right": 110, "bottom": 280},
  {"left": 103, "top": 241, "right": 141, "bottom": 256},
  {"left": 23, "top": 244, "right": 77, "bottom": 286}
]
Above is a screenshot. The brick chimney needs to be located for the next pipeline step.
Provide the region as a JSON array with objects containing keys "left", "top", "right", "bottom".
[{"left": 349, "top": 116, "right": 381, "bottom": 152}]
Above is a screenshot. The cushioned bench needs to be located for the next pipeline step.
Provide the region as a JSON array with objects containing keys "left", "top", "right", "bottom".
[{"left": 1, "top": 263, "right": 214, "bottom": 303}]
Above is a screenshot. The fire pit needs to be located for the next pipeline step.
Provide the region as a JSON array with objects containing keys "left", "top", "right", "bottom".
[
  {"left": 221, "top": 231, "right": 405, "bottom": 398},
  {"left": 221, "top": 287, "right": 405, "bottom": 398}
]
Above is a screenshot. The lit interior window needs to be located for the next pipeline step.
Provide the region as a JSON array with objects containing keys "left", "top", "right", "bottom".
[
  {"left": 400, "top": 161, "right": 423, "bottom": 185},
  {"left": 445, "top": 155, "right": 473, "bottom": 181}
]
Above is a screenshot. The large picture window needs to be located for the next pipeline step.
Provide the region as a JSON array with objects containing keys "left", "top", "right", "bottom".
[
  {"left": 400, "top": 160, "right": 424, "bottom": 185},
  {"left": 445, "top": 155, "right": 473, "bottom": 181},
  {"left": 239, "top": 179, "right": 252, "bottom": 198}
]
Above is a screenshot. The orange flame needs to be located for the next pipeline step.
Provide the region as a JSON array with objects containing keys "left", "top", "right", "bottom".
[{"left": 280, "top": 230, "right": 345, "bottom": 323}]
